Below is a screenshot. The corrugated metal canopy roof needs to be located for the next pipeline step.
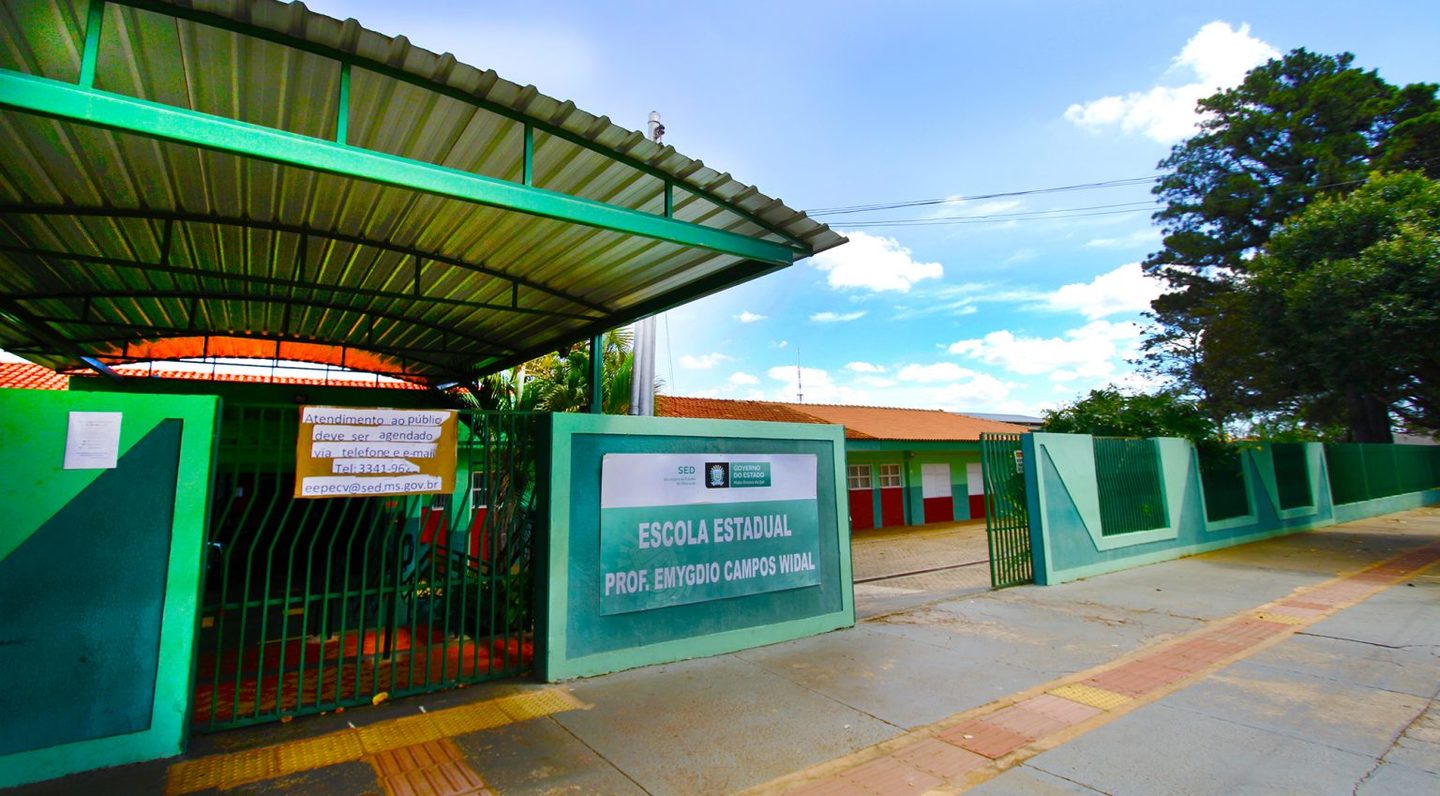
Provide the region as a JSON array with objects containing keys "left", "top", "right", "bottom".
[{"left": 0, "top": 0, "right": 843, "bottom": 384}]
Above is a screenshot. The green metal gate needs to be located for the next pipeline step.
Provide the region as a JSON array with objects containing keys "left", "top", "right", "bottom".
[
  {"left": 981, "top": 433, "right": 1033, "bottom": 588},
  {"left": 193, "top": 403, "right": 542, "bottom": 732}
]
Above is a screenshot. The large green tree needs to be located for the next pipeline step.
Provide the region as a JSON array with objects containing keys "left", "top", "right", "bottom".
[
  {"left": 1142, "top": 49, "right": 1439, "bottom": 427},
  {"left": 1242, "top": 171, "right": 1440, "bottom": 440},
  {"left": 1041, "top": 388, "right": 1218, "bottom": 442}
]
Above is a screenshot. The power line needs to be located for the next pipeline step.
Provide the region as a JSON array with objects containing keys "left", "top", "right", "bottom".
[
  {"left": 804, "top": 156, "right": 1440, "bottom": 223},
  {"left": 804, "top": 176, "right": 1159, "bottom": 216},
  {"left": 835, "top": 200, "right": 1156, "bottom": 228}
]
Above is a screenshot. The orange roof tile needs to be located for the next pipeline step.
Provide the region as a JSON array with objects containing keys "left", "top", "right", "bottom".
[
  {"left": 0, "top": 362, "right": 68, "bottom": 390},
  {"left": 780, "top": 403, "right": 1028, "bottom": 441},
  {"left": 655, "top": 396, "right": 826, "bottom": 426},
  {"left": 655, "top": 396, "right": 1028, "bottom": 441}
]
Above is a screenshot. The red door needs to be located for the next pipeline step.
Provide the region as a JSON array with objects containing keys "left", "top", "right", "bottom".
[
  {"left": 879, "top": 489, "right": 905, "bottom": 526},
  {"left": 848, "top": 489, "right": 875, "bottom": 530}
]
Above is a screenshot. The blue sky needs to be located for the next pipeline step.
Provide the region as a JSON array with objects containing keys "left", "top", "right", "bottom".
[{"left": 272, "top": 3, "right": 1440, "bottom": 412}]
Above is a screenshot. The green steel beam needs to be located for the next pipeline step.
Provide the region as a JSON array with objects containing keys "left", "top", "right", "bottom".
[
  {"left": 104, "top": 0, "right": 814, "bottom": 252},
  {"left": 336, "top": 62, "right": 350, "bottom": 145},
  {"left": 588, "top": 334, "right": 604, "bottom": 414},
  {"left": 477, "top": 257, "right": 785, "bottom": 376},
  {"left": 522, "top": 124, "right": 534, "bottom": 186},
  {"left": 12, "top": 283, "right": 518, "bottom": 349},
  {"left": 0, "top": 243, "right": 603, "bottom": 321},
  {"left": 17, "top": 288, "right": 515, "bottom": 354},
  {"left": 21, "top": 323, "right": 466, "bottom": 380},
  {"left": 0, "top": 70, "right": 798, "bottom": 265},
  {"left": 25, "top": 327, "right": 471, "bottom": 369},
  {"left": 78, "top": 0, "right": 104, "bottom": 88},
  {"left": 0, "top": 294, "right": 112, "bottom": 375},
  {"left": 0, "top": 203, "right": 611, "bottom": 314}
]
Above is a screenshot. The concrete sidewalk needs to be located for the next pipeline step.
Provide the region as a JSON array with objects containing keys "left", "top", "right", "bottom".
[{"left": 13, "top": 509, "right": 1440, "bottom": 795}]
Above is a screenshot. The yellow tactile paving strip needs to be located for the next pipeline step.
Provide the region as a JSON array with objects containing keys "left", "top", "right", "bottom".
[
  {"left": 748, "top": 539, "right": 1440, "bottom": 795},
  {"left": 1046, "top": 683, "right": 1132, "bottom": 711},
  {"left": 165, "top": 688, "right": 585, "bottom": 795}
]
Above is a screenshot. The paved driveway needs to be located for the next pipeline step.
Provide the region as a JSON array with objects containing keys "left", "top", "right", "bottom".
[{"left": 850, "top": 520, "right": 993, "bottom": 617}]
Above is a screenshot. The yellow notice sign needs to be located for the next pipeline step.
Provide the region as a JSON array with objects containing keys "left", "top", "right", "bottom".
[{"left": 294, "top": 406, "right": 457, "bottom": 498}]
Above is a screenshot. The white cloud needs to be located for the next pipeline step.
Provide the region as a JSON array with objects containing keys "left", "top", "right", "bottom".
[
  {"left": 679, "top": 352, "right": 732, "bottom": 369},
  {"left": 948, "top": 320, "right": 1144, "bottom": 379},
  {"left": 809, "top": 230, "right": 943, "bottom": 293},
  {"left": 923, "top": 376, "right": 1015, "bottom": 406},
  {"left": 772, "top": 340, "right": 789, "bottom": 349},
  {"left": 1083, "top": 229, "right": 1163, "bottom": 250},
  {"left": 735, "top": 311, "right": 767, "bottom": 323},
  {"left": 810, "top": 311, "right": 867, "bottom": 323},
  {"left": 1039, "top": 263, "right": 1164, "bottom": 320},
  {"left": 896, "top": 362, "right": 980, "bottom": 384},
  {"left": 765, "top": 366, "right": 869, "bottom": 404},
  {"left": 728, "top": 371, "right": 759, "bottom": 385},
  {"left": 1064, "top": 21, "right": 1279, "bottom": 143},
  {"left": 923, "top": 197, "right": 1024, "bottom": 221},
  {"left": 846, "top": 361, "right": 886, "bottom": 373}
]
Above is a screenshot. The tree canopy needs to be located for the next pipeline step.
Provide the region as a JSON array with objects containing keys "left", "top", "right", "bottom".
[
  {"left": 1141, "top": 48, "right": 1440, "bottom": 438},
  {"left": 1041, "top": 388, "right": 1218, "bottom": 442},
  {"left": 1243, "top": 171, "right": 1440, "bottom": 439},
  {"left": 468, "top": 329, "right": 641, "bottom": 413}
]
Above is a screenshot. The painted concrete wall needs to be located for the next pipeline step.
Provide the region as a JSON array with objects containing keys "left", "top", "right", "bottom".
[
  {"left": 843, "top": 447, "right": 983, "bottom": 527},
  {"left": 0, "top": 389, "right": 218, "bottom": 788},
  {"left": 1024, "top": 432, "right": 1440, "bottom": 585},
  {"left": 540, "top": 414, "right": 852, "bottom": 681}
]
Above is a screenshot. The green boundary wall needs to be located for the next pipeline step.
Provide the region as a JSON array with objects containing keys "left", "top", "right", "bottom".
[
  {"left": 539, "top": 414, "right": 853, "bottom": 680},
  {"left": 1023, "top": 433, "right": 1440, "bottom": 585},
  {"left": 0, "top": 388, "right": 218, "bottom": 789}
]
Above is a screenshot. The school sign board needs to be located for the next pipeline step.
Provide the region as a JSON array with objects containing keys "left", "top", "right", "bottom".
[
  {"left": 599, "top": 452, "right": 822, "bottom": 614},
  {"left": 294, "top": 406, "right": 457, "bottom": 498}
]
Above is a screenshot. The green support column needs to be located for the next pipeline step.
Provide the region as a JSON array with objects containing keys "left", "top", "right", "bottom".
[{"left": 588, "top": 334, "right": 604, "bottom": 414}]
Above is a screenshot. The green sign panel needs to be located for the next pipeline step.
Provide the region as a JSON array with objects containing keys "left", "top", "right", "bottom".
[{"left": 599, "top": 453, "right": 821, "bottom": 615}]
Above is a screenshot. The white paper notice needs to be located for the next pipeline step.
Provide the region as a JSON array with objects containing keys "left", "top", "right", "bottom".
[{"left": 64, "top": 411, "right": 122, "bottom": 470}]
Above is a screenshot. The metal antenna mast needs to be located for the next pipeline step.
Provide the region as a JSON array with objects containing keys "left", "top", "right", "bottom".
[{"left": 628, "top": 111, "right": 664, "bottom": 416}]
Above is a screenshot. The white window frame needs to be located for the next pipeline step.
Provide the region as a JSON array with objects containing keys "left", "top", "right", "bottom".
[
  {"left": 878, "top": 463, "right": 902, "bottom": 488},
  {"left": 846, "top": 464, "right": 872, "bottom": 490}
]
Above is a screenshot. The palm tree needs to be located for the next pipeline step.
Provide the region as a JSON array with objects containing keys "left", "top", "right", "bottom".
[{"left": 465, "top": 328, "right": 649, "bottom": 414}]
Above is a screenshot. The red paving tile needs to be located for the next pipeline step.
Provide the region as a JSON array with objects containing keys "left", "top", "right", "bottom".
[
  {"left": 1280, "top": 599, "right": 1332, "bottom": 611},
  {"left": 788, "top": 777, "right": 866, "bottom": 795},
  {"left": 938, "top": 719, "right": 1030, "bottom": 759},
  {"left": 982, "top": 704, "right": 1070, "bottom": 740},
  {"left": 841, "top": 756, "right": 943, "bottom": 795},
  {"left": 892, "top": 738, "right": 990, "bottom": 779},
  {"left": 1013, "top": 694, "right": 1104, "bottom": 727},
  {"left": 1083, "top": 659, "right": 1190, "bottom": 697},
  {"left": 367, "top": 739, "right": 490, "bottom": 796}
]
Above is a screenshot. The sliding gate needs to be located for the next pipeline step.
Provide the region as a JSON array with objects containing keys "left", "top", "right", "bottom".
[
  {"left": 193, "top": 404, "right": 542, "bottom": 732},
  {"left": 980, "top": 432, "right": 1033, "bottom": 588}
]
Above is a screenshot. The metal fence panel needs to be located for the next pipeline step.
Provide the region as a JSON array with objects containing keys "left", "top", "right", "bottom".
[
  {"left": 1093, "top": 437, "right": 1167, "bottom": 535},
  {"left": 193, "top": 404, "right": 541, "bottom": 732},
  {"left": 1326, "top": 442, "right": 1440, "bottom": 504},
  {"left": 1198, "top": 445, "right": 1250, "bottom": 521},
  {"left": 1270, "top": 443, "right": 1313, "bottom": 510},
  {"left": 981, "top": 433, "right": 1032, "bottom": 588}
]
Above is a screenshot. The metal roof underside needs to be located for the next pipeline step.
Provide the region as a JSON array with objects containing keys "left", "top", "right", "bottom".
[{"left": 0, "top": 0, "right": 844, "bottom": 384}]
